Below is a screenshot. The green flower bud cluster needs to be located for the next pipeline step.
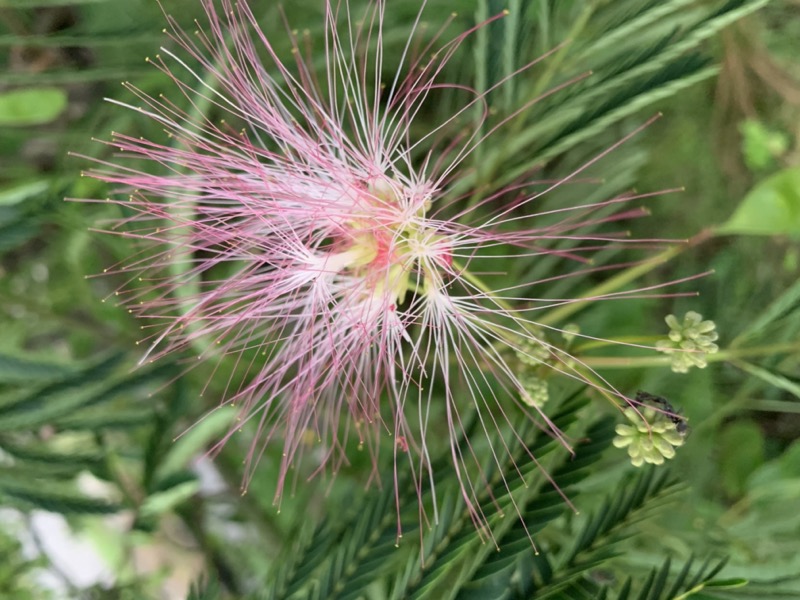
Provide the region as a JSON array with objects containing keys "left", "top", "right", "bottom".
[
  {"left": 519, "top": 372, "right": 549, "bottom": 407},
  {"left": 613, "top": 406, "right": 685, "bottom": 467},
  {"left": 515, "top": 337, "right": 550, "bottom": 367},
  {"left": 514, "top": 325, "right": 581, "bottom": 409},
  {"left": 561, "top": 323, "right": 580, "bottom": 345},
  {"left": 656, "top": 311, "right": 718, "bottom": 373}
]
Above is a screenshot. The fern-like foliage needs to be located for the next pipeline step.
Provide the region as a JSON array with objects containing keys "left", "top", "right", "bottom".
[
  {"left": 0, "top": 353, "right": 168, "bottom": 513},
  {"left": 395, "top": 393, "right": 595, "bottom": 600},
  {"left": 247, "top": 389, "right": 746, "bottom": 600},
  {"left": 460, "top": 0, "right": 771, "bottom": 193}
]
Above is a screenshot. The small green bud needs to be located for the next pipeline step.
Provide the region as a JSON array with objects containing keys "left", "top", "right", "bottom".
[
  {"left": 515, "top": 337, "right": 550, "bottom": 367},
  {"left": 561, "top": 323, "right": 580, "bottom": 345},
  {"left": 613, "top": 406, "right": 685, "bottom": 467},
  {"left": 519, "top": 373, "right": 548, "bottom": 407},
  {"left": 656, "top": 311, "right": 718, "bottom": 373}
]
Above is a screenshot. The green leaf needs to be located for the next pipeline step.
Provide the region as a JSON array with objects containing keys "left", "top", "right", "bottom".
[
  {"left": 733, "top": 277, "right": 800, "bottom": 344},
  {"left": 139, "top": 479, "right": 200, "bottom": 518},
  {"left": 718, "top": 421, "right": 765, "bottom": 497},
  {"left": 52, "top": 406, "right": 156, "bottom": 430},
  {"left": 732, "top": 361, "right": 800, "bottom": 400},
  {"left": 718, "top": 168, "right": 800, "bottom": 236},
  {"left": 0, "top": 356, "right": 169, "bottom": 432},
  {"left": 395, "top": 393, "right": 592, "bottom": 600},
  {"left": 0, "top": 88, "right": 68, "bottom": 127},
  {"left": 703, "top": 577, "right": 749, "bottom": 588},
  {"left": 0, "top": 220, "right": 39, "bottom": 253},
  {"left": 152, "top": 406, "right": 236, "bottom": 485},
  {"left": 740, "top": 120, "right": 790, "bottom": 172},
  {"left": 187, "top": 576, "right": 224, "bottom": 600},
  {"left": 0, "top": 181, "right": 49, "bottom": 207},
  {"left": 0, "top": 353, "right": 74, "bottom": 384},
  {"left": 746, "top": 439, "right": 800, "bottom": 496},
  {"left": 0, "top": 437, "right": 105, "bottom": 471},
  {"left": 0, "top": 474, "right": 120, "bottom": 514}
]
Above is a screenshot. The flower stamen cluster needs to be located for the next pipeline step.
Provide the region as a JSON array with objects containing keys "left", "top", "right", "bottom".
[{"left": 78, "top": 0, "right": 691, "bottom": 539}]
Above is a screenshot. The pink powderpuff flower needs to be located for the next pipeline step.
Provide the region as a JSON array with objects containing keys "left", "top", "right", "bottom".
[{"left": 79, "top": 0, "right": 689, "bottom": 541}]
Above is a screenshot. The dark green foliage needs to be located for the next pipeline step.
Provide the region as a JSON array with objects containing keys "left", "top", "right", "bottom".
[
  {"left": 0, "top": 352, "right": 75, "bottom": 384},
  {"left": 0, "top": 527, "right": 52, "bottom": 600},
  {"left": 188, "top": 577, "right": 224, "bottom": 600},
  {"left": 458, "top": 0, "right": 771, "bottom": 195},
  {"left": 0, "top": 474, "right": 121, "bottom": 513},
  {"left": 257, "top": 392, "right": 742, "bottom": 600},
  {"left": 260, "top": 394, "right": 613, "bottom": 597},
  {"left": 0, "top": 354, "right": 159, "bottom": 513}
]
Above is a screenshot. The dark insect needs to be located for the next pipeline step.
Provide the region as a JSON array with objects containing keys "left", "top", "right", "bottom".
[{"left": 635, "top": 390, "right": 690, "bottom": 437}]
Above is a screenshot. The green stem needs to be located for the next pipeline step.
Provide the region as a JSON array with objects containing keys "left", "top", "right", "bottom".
[
  {"left": 748, "top": 399, "right": 800, "bottom": 414},
  {"left": 454, "top": 229, "right": 712, "bottom": 338},
  {"left": 452, "top": 259, "right": 514, "bottom": 313},
  {"left": 672, "top": 584, "right": 711, "bottom": 600},
  {"left": 574, "top": 335, "right": 661, "bottom": 352},
  {"left": 539, "top": 228, "right": 714, "bottom": 326},
  {"left": 581, "top": 341, "right": 800, "bottom": 369},
  {"left": 452, "top": 260, "right": 627, "bottom": 408},
  {"left": 165, "top": 72, "right": 217, "bottom": 353}
]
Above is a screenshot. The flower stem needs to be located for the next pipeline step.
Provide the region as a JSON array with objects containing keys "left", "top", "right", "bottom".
[
  {"left": 581, "top": 341, "right": 800, "bottom": 369},
  {"left": 539, "top": 228, "right": 714, "bottom": 326}
]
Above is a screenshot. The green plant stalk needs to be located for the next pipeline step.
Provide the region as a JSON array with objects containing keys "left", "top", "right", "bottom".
[
  {"left": 456, "top": 229, "right": 713, "bottom": 334},
  {"left": 574, "top": 335, "right": 662, "bottom": 352},
  {"left": 580, "top": 341, "right": 800, "bottom": 369},
  {"left": 454, "top": 228, "right": 800, "bottom": 424},
  {"left": 452, "top": 259, "right": 627, "bottom": 408},
  {"left": 165, "top": 71, "right": 216, "bottom": 353},
  {"left": 539, "top": 228, "right": 714, "bottom": 326}
]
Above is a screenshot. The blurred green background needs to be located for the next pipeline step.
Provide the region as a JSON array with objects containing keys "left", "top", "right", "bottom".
[{"left": 1, "top": 0, "right": 799, "bottom": 598}]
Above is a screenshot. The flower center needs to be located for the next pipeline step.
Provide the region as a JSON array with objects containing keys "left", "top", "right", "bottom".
[{"left": 323, "top": 177, "right": 446, "bottom": 305}]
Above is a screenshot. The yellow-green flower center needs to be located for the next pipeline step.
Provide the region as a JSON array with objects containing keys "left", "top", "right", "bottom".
[{"left": 326, "top": 178, "right": 446, "bottom": 305}]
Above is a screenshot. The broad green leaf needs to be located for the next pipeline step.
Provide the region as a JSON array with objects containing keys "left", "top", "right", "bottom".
[
  {"left": 746, "top": 440, "right": 800, "bottom": 494},
  {"left": 0, "top": 88, "right": 67, "bottom": 127},
  {"left": 0, "top": 220, "right": 39, "bottom": 253},
  {"left": 0, "top": 181, "right": 49, "bottom": 207},
  {"left": 740, "top": 120, "right": 790, "bottom": 171},
  {"left": 718, "top": 168, "right": 800, "bottom": 236}
]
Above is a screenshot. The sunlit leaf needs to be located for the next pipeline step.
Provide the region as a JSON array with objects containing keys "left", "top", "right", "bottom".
[
  {"left": 0, "top": 88, "right": 67, "bottom": 127},
  {"left": 0, "top": 181, "right": 49, "bottom": 207},
  {"left": 139, "top": 479, "right": 200, "bottom": 517},
  {"left": 718, "top": 168, "right": 800, "bottom": 236}
]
